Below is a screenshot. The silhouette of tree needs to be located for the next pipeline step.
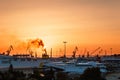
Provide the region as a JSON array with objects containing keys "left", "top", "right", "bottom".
[
  {"left": 56, "top": 71, "right": 68, "bottom": 80},
  {"left": 79, "top": 67, "right": 103, "bottom": 80}
]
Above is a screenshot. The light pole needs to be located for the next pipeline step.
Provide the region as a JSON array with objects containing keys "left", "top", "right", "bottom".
[
  {"left": 50, "top": 48, "right": 52, "bottom": 58},
  {"left": 110, "top": 48, "right": 112, "bottom": 55},
  {"left": 63, "top": 41, "right": 67, "bottom": 58}
]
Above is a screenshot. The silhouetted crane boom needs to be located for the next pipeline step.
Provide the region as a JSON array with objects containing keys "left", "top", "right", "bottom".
[
  {"left": 72, "top": 46, "right": 78, "bottom": 58},
  {"left": 6, "top": 45, "right": 13, "bottom": 55},
  {"left": 91, "top": 47, "right": 101, "bottom": 55}
]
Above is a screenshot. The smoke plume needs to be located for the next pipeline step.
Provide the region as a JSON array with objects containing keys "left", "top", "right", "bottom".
[
  {"left": 26, "top": 38, "right": 44, "bottom": 56},
  {"left": 28, "top": 38, "right": 44, "bottom": 48}
]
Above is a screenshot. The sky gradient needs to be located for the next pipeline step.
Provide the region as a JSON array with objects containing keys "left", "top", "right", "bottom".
[{"left": 0, "top": 0, "right": 120, "bottom": 57}]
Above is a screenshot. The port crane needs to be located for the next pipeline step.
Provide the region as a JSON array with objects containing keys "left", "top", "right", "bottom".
[
  {"left": 90, "top": 47, "right": 101, "bottom": 56},
  {"left": 42, "top": 48, "right": 49, "bottom": 59},
  {"left": 6, "top": 45, "right": 13, "bottom": 55},
  {"left": 72, "top": 46, "right": 78, "bottom": 58}
]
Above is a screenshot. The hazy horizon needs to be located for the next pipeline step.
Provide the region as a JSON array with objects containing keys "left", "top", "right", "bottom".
[{"left": 0, "top": 0, "right": 120, "bottom": 57}]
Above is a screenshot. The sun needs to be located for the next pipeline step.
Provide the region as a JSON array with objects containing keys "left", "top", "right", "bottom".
[{"left": 42, "top": 36, "right": 56, "bottom": 49}]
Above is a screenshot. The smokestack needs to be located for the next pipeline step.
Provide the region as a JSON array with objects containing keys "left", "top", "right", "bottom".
[{"left": 63, "top": 41, "right": 67, "bottom": 58}]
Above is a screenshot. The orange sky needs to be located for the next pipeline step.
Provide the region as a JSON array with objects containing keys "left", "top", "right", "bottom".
[{"left": 0, "top": 0, "right": 120, "bottom": 57}]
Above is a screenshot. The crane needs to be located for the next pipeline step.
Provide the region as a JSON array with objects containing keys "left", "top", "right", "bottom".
[
  {"left": 72, "top": 46, "right": 78, "bottom": 58},
  {"left": 42, "top": 48, "right": 49, "bottom": 59},
  {"left": 90, "top": 47, "right": 101, "bottom": 56},
  {"left": 6, "top": 45, "right": 13, "bottom": 55}
]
